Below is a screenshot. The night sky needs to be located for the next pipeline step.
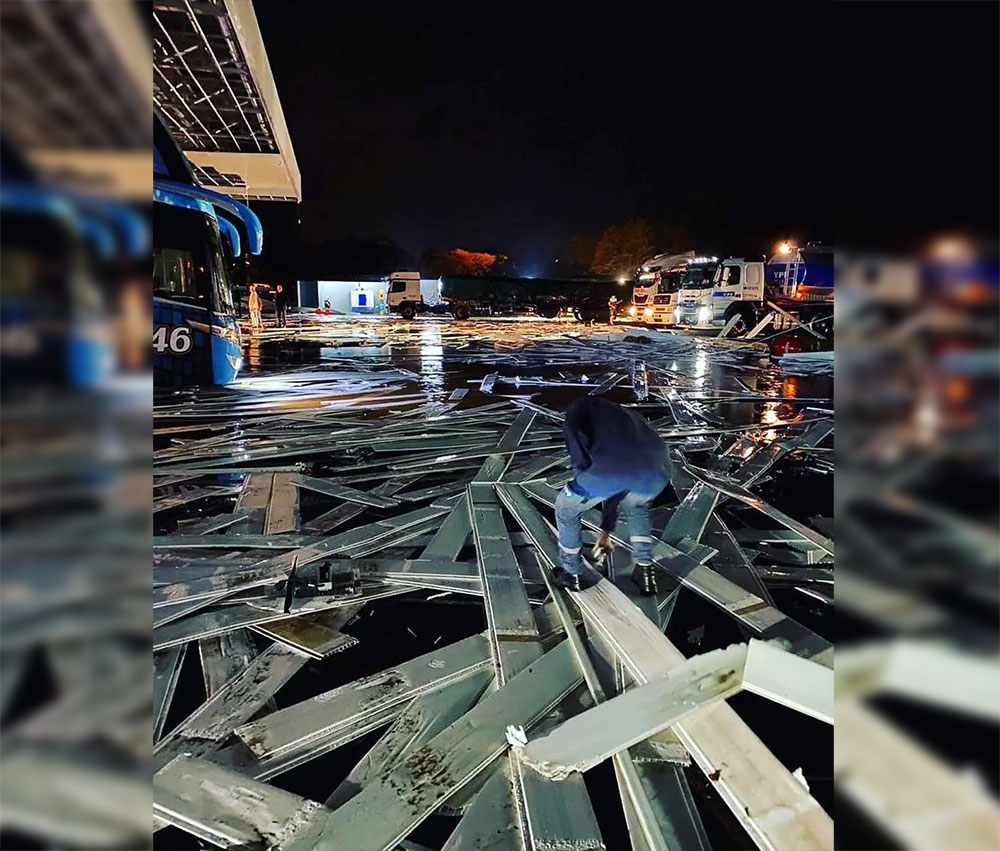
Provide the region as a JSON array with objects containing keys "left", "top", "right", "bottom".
[{"left": 253, "top": 3, "right": 996, "bottom": 266}]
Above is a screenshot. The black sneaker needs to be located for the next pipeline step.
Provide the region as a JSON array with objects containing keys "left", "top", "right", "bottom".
[
  {"left": 552, "top": 567, "right": 583, "bottom": 593},
  {"left": 631, "top": 562, "right": 657, "bottom": 596}
]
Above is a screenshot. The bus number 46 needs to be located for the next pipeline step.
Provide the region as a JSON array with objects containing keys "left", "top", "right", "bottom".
[{"left": 153, "top": 325, "right": 193, "bottom": 354}]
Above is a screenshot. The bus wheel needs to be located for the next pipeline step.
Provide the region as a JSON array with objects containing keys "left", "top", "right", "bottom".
[{"left": 453, "top": 304, "right": 471, "bottom": 321}]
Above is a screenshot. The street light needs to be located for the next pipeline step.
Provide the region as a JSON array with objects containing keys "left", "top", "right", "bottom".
[{"left": 778, "top": 241, "right": 793, "bottom": 255}]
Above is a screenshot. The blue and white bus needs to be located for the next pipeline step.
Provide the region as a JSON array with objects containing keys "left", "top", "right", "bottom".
[{"left": 153, "top": 113, "right": 262, "bottom": 387}]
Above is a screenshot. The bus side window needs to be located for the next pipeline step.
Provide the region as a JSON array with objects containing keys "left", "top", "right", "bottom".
[
  {"left": 153, "top": 247, "right": 200, "bottom": 300},
  {"left": 153, "top": 205, "right": 216, "bottom": 307}
]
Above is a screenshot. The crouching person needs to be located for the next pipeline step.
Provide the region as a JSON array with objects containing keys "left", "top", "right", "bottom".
[{"left": 554, "top": 396, "right": 671, "bottom": 594}]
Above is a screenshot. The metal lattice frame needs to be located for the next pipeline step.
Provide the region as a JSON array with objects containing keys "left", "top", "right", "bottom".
[{"left": 153, "top": 0, "right": 276, "bottom": 155}]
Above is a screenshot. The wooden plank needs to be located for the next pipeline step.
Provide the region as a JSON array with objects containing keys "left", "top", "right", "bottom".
[
  {"left": 682, "top": 466, "right": 834, "bottom": 556},
  {"left": 526, "top": 541, "right": 666, "bottom": 851},
  {"left": 302, "top": 478, "right": 411, "bottom": 533},
  {"left": 153, "top": 644, "right": 187, "bottom": 743},
  {"left": 660, "top": 481, "right": 719, "bottom": 547},
  {"left": 325, "top": 671, "right": 492, "bottom": 808},
  {"left": 253, "top": 705, "right": 404, "bottom": 782},
  {"left": 152, "top": 484, "right": 240, "bottom": 513},
  {"left": 717, "top": 312, "right": 742, "bottom": 338},
  {"left": 279, "top": 641, "right": 583, "bottom": 851},
  {"left": 569, "top": 578, "right": 834, "bottom": 850},
  {"left": 264, "top": 504, "right": 453, "bottom": 573},
  {"left": 251, "top": 609, "right": 359, "bottom": 659},
  {"left": 702, "top": 513, "right": 775, "bottom": 605},
  {"left": 154, "top": 590, "right": 234, "bottom": 625},
  {"left": 230, "top": 604, "right": 574, "bottom": 783},
  {"left": 468, "top": 490, "right": 537, "bottom": 641},
  {"left": 292, "top": 474, "right": 402, "bottom": 508},
  {"left": 154, "top": 755, "right": 332, "bottom": 849},
  {"left": 420, "top": 494, "right": 472, "bottom": 560},
  {"left": 235, "top": 634, "right": 493, "bottom": 762},
  {"left": 518, "top": 643, "right": 747, "bottom": 779},
  {"left": 836, "top": 700, "right": 1000, "bottom": 851},
  {"left": 265, "top": 471, "right": 299, "bottom": 533},
  {"left": 440, "top": 765, "right": 522, "bottom": 851},
  {"left": 235, "top": 472, "right": 274, "bottom": 534},
  {"left": 198, "top": 629, "right": 260, "bottom": 698},
  {"left": 5, "top": 745, "right": 150, "bottom": 848},
  {"left": 468, "top": 468, "right": 603, "bottom": 851},
  {"left": 743, "top": 639, "right": 833, "bottom": 724},
  {"left": 155, "top": 644, "right": 308, "bottom": 759},
  {"left": 154, "top": 554, "right": 476, "bottom": 612},
  {"left": 153, "top": 584, "right": 410, "bottom": 650},
  {"left": 178, "top": 512, "right": 252, "bottom": 535},
  {"left": 744, "top": 312, "right": 775, "bottom": 339},
  {"left": 154, "top": 533, "right": 314, "bottom": 550}
]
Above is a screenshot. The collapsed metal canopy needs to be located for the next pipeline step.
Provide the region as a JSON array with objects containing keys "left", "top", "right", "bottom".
[
  {"left": 0, "top": 0, "right": 151, "bottom": 197},
  {"left": 153, "top": 0, "right": 301, "bottom": 201}
]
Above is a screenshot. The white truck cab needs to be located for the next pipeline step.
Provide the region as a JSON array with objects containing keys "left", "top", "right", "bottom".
[
  {"left": 386, "top": 271, "right": 424, "bottom": 319},
  {"left": 627, "top": 251, "right": 695, "bottom": 324},
  {"left": 674, "top": 258, "right": 765, "bottom": 332}
]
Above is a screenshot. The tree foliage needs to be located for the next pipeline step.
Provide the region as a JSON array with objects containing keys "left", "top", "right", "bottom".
[
  {"left": 590, "top": 218, "right": 652, "bottom": 277},
  {"left": 421, "top": 248, "right": 505, "bottom": 277}
]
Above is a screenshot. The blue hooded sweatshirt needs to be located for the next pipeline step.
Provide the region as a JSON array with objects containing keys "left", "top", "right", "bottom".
[{"left": 563, "top": 396, "right": 671, "bottom": 528}]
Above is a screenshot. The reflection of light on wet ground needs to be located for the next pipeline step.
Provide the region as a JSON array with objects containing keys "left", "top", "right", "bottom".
[
  {"left": 693, "top": 349, "right": 708, "bottom": 387},
  {"left": 245, "top": 335, "right": 261, "bottom": 370},
  {"left": 761, "top": 401, "right": 781, "bottom": 441},
  {"left": 419, "top": 325, "right": 445, "bottom": 393}
]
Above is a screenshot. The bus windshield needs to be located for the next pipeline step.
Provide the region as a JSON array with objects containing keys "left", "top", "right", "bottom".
[
  {"left": 681, "top": 264, "right": 718, "bottom": 288},
  {"left": 153, "top": 203, "right": 227, "bottom": 311}
]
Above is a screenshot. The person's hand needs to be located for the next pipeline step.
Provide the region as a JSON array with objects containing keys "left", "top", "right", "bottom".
[{"left": 591, "top": 531, "right": 615, "bottom": 560}]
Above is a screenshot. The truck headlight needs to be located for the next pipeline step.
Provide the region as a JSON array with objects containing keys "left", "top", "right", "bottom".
[
  {"left": 698, "top": 306, "right": 712, "bottom": 323},
  {"left": 628, "top": 306, "right": 636, "bottom": 317},
  {"left": 643, "top": 307, "right": 653, "bottom": 318}
]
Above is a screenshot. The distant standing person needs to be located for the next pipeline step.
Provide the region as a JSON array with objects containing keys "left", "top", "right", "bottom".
[
  {"left": 553, "top": 396, "right": 672, "bottom": 594},
  {"left": 248, "top": 284, "right": 262, "bottom": 330},
  {"left": 274, "top": 284, "right": 288, "bottom": 327}
]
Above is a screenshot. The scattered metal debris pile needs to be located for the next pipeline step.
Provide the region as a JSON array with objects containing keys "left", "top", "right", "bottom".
[{"left": 153, "top": 324, "right": 837, "bottom": 850}]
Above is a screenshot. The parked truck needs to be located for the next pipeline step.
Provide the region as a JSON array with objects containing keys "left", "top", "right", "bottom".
[
  {"left": 673, "top": 243, "right": 834, "bottom": 336},
  {"left": 386, "top": 270, "right": 625, "bottom": 322},
  {"left": 625, "top": 251, "right": 712, "bottom": 325}
]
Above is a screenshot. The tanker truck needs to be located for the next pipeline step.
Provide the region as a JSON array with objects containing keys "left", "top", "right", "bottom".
[{"left": 673, "top": 243, "right": 834, "bottom": 336}]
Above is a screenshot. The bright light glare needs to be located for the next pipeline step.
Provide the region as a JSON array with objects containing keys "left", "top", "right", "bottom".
[
  {"left": 930, "top": 236, "right": 973, "bottom": 261},
  {"left": 617, "top": 277, "right": 627, "bottom": 284},
  {"left": 779, "top": 242, "right": 793, "bottom": 255}
]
